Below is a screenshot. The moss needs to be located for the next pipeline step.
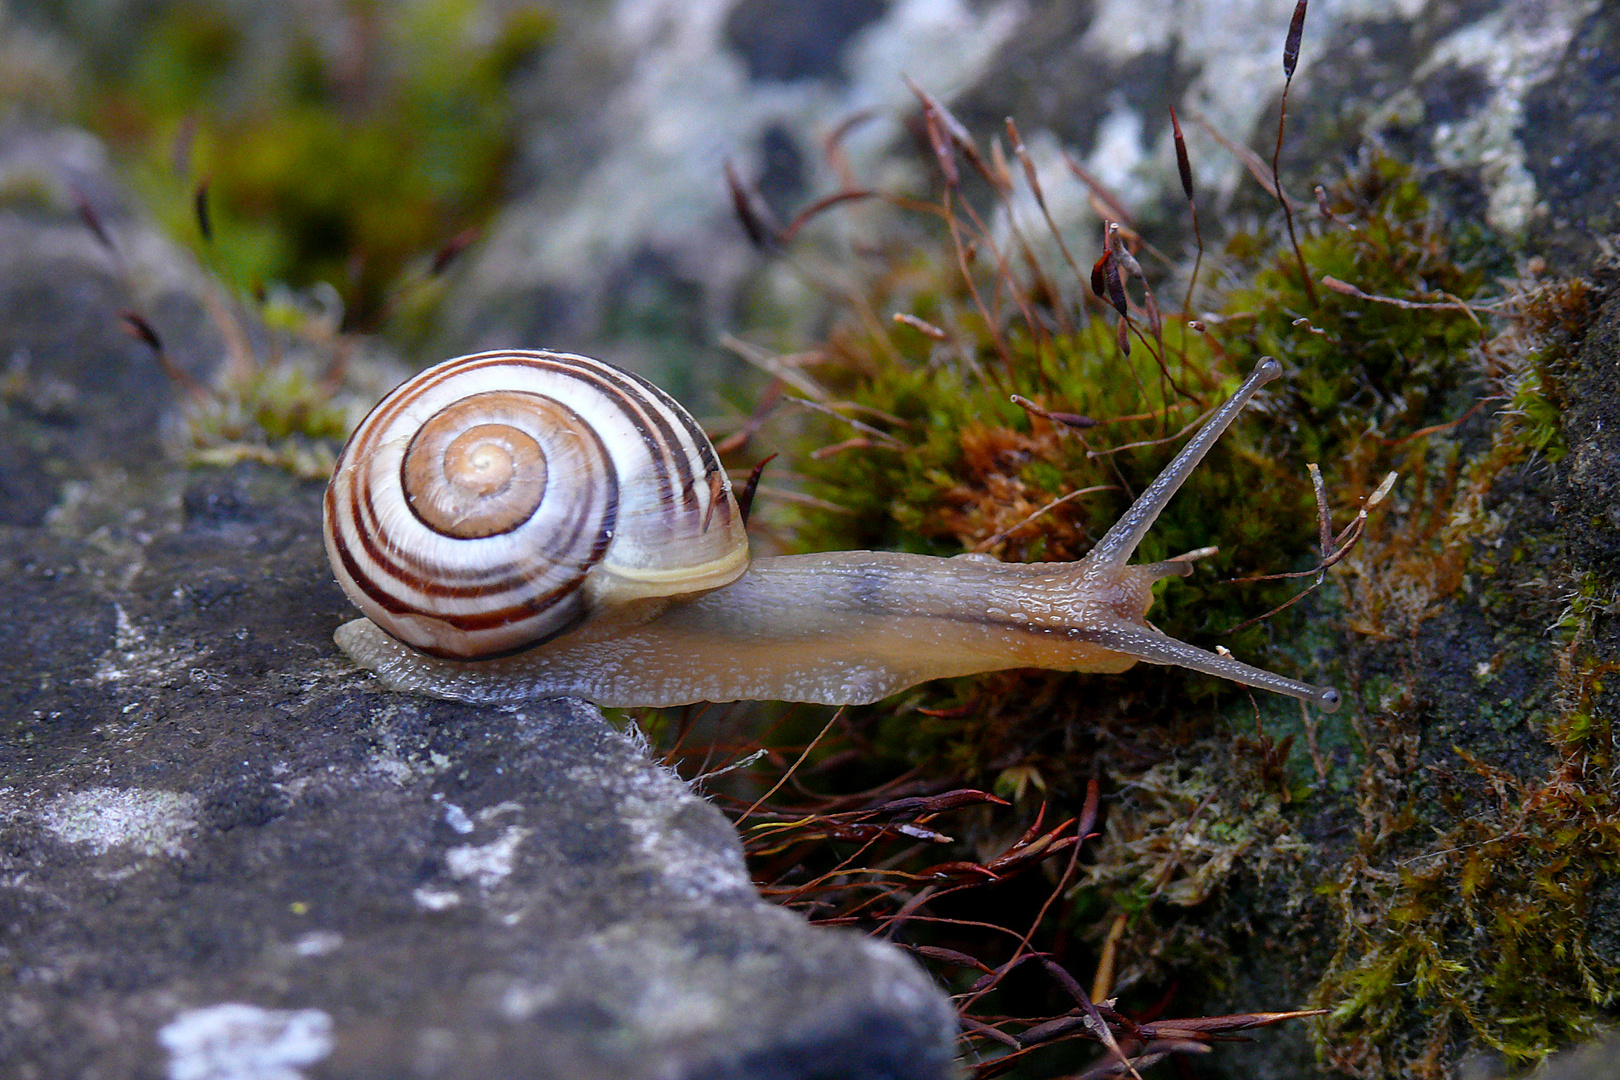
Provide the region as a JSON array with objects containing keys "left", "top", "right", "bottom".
[
  {"left": 1309, "top": 497, "right": 1620, "bottom": 1072},
  {"left": 1301, "top": 275, "right": 1616, "bottom": 1073},
  {"left": 788, "top": 155, "right": 1488, "bottom": 751},
  {"left": 1079, "top": 754, "right": 1308, "bottom": 986},
  {"left": 78, "top": 0, "right": 552, "bottom": 328},
  {"left": 759, "top": 129, "right": 1615, "bottom": 1071},
  {"left": 42, "top": 2, "right": 558, "bottom": 475},
  {"left": 158, "top": 284, "right": 383, "bottom": 479}
]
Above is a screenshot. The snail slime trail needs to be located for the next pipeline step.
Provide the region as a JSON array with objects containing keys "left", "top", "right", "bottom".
[{"left": 324, "top": 350, "right": 1340, "bottom": 712}]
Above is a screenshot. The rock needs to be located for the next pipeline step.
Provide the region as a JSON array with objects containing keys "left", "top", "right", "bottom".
[
  {"left": 437, "top": 0, "right": 1617, "bottom": 390},
  {"left": 1558, "top": 290, "right": 1620, "bottom": 575},
  {"left": 0, "top": 130, "right": 957, "bottom": 1080},
  {"left": 433, "top": 0, "right": 1028, "bottom": 390}
]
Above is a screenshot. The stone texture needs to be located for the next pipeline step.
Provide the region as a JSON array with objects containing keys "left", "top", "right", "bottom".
[
  {"left": 1558, "top": 291, "right": 1620, "bottom": 575},
  {"left": 433, "top": 0, "right": 1027, "bottom": 391},
  {"left": 435, "top": 0, "right": 1612, "bottom": 395},
  {"left": 0, "top": 135, "right": 957, "bottom": 1080}
]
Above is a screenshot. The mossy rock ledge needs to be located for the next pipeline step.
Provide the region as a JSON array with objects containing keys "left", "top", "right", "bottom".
[{"left": 0, "top": 132, "right": 957, "bottom": 1080}]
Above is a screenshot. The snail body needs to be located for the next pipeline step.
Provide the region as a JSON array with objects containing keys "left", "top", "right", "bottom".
[{"left": 324, "top": 350, "right": 1341, "bottom": 712}]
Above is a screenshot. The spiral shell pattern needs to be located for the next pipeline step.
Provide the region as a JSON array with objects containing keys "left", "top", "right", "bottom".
[{"left": 324, "top": 350, "right": 749, "bottom": 659}]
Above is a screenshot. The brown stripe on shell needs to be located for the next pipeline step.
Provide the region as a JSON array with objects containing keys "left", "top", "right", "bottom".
[
  {"left": 522, "top": 354, "right": 704, "bottom": 534},
  {"left": 347, "top": 467, "right": 612, "bottom": 602},
  {"left": 603, "top": 363, "right": 707, "bottom": 517},
  {"left": 342, "top": 402, "right": 611, "bottom": 592},
  {"left": 332, "top": 394, "right": 612, "bottom": 620},
  {"left": 421, "top": 352, "right": 702, "bottom": 540},
  {"left": 455, "top": 351, "right": 726, "bottom": 541},
  {"left": 330, "top": 516, "right": 591, "bottom": 655},
  {"left": 610, "top": 359, "right": 739, "bottom": 534},
  {"left": 330, "top": 473, "right": 606, "bottom": 656},
  {"left": 402, "top": 403, "right": 548, "bottom": 539},
  {"left": 325, "top": 349, "right": 738, "bottom": 659},
  {"left": 410, "top": 602, "right": 591, "bottom": 662}
]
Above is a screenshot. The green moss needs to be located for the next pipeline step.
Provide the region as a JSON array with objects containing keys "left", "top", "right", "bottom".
[
  {"left": 175, "top": 359, "right": 351, "bottom": 478},
  {"left": 1083, "top": 755, "right": 1301, "bottom": 910},
  {"left": 160, "top": 284, "right": 381, "bottom": 479},
  {"left": 790, "top": 156, "right": 1487, "bottom": 742},
  {"left": 1308, "top": 343, "right": 1616, "bottom": 1072},
  {"left": 767, "top": 142, "right": 1613, "bottom": 1073},
  {"left": 82, "top": 0, "right": 552, "bottom": 326},
  {"left": 1315, "top": 664, "right": 1620, "bottom": 1069}
]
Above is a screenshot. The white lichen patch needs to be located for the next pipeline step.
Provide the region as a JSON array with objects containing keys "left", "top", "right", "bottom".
[
  {"left": 366, "top": 752, "right": 416, "bottom": 786},
  {"left": 91, "top": 603, "right": 205, "bottom": 687},
  {"left": 1050, "top": 0, "right": 1600, "bottom": 237},
  {"left": 412, "top": 886, "right": 462, "bottom": 911},
  {"left": 1074, "top": 0, "right": 1404, "bottom": 209},
  {"left": 497, "top": 980, "right": 561, "bottom": 1020},
  {"left": 158, "top": 1003, "right": 333, "bottom": 1080},
  {"left": 1408, "top": 0, "right": 1600, "bottom": 233},
  {"left": 628, "top": 794, "right": 754, "bottom": 902},
  {"left": 290, "top": 931, "right": 343, "bottom": 958},
  {"left": 439, "top": 800, "right": 475, "bottom": 835},
  {"left": 443, "top": 824, "right": 530, "bottom": 890},
  {"left": 263, "top": 930, "right": 345, "bottom": 970},
  {"left": 574, "top": 923, "right": 727, "bottom": 1041},
  {"left": 38, "top": 786, "right": 200, "bottom": 859},
  {"left": 576, "top": 755, "right": 755, "bottom": 903},
  {"left": 465, "top": 0, "right": 1022, "bottom": 331}
]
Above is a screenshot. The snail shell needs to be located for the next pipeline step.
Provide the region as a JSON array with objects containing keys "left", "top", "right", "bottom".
[{"left": 323, "top": 350, "right": 748, "bottom": 659}]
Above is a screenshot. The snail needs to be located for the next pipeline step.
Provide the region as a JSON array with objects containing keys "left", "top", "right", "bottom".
[{"left": 323, "top": 349, "right": 1341, "bottom": 712}]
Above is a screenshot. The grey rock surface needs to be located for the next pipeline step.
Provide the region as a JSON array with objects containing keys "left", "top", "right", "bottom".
[
  {"left": 437, "top": 0, "right": 1613, "bottom": 388},
  {"left": 0, "top": 138, "right": 957, "bottom": 1080},
  {"left": 1558, "top": 293, "right": 1620, "bottom": 577}
]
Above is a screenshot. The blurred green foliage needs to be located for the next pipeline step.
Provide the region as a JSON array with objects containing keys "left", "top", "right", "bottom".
[{"left": 80, "top": 0, "right": 552, "bottom": 326}]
